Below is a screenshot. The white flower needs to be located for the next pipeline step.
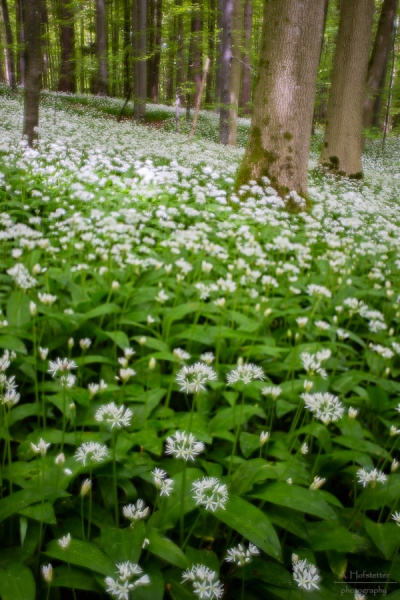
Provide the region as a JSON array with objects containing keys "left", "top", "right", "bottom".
[
  {"left": 165, "top": 431, "right": 205, "bottom": 461},
  {"left": 292, "top": 555, "right": 320, "bottom": 590},
  {"left": 192, "top": 477, "right": 229, "bottom": 512},
  {"left": 80, "top": 479, "right": 92, "bottom": 497},
  {"left": 227, "top": 363, "right": 264, "bottom": 385},
  {"left": 296, "top": 317, "right": 308, "bottom": 328},
  {"left": 173, "top": 348, "right": 191, "bottom": 361},
  {"left": 75, "top": 442, "right": 109, "bottom": 466},
  {"left": 390, "top": 425, "right": 400, "bottom": 437},
  {"left": 226, "top": 543, "right": 260, "bottom": 566},
  {"left": 301, "top": 392, "right": 344, "bottom": 424},
  {"left": 39, "top": 347, "right": 49, "bottom": 360},
  {"left": 307, "top": 284, "right": 332, "bottom": 299},
  {"left": 95, "top": 403, "right": 132, "bottom": 429},
  {"left": 58, "top": 533, "right": 71, "bottom": 549},
  {"left": 38, "top": 292, "right": 57, "bottom": 305},
  {"left": 55, "top": 453, "right": 65, "bottom": 466},
  {"left": 391, "top": 511, "right": 400, "bottom": 526},
  {"left": 301, "top": 443, "right": 309, "bottom": 454},
  {"left": 149, "top": 357, "right": 156, "bottom": 369},
  {"left": 31, "top": 438, "right": 51, "bottom": 456},
  {"left": 152, "top": 468, "right": 174, "bottom": 496},
  {"left": 260, "top": 431, "right": 269, "bottom": 445},
  {"left": 59, "top": 374, "right": 76, "bottom": 389},
  {"left": 348, "top": 406, "right": 358, "bottom": 419},
  {"left": 261, "top": 385, "right": 282, "bottom": 399},
  {"left": 123, "top": 500, "right": 150, "bottom": 523},
  {"left": 79, "top": 338, "right": 92, "bottom": 350},
  {"left": 105, "top": 561, "right": 150, "bottom": 600},
  {"left": 356, "top": 467, "right": 387, "bottom": 488},
  {"left": 310, "top": 476, "right": 326, "bottom": 491},
  {"left": 117, "top": 367, "right": 136, "bottom": 382},
  {"left": 30, "top": 301, "right": 37, "bottom": 316},
  {"left": 182, "top": 564, "right": 223, "bottom": 599},
  {"left": 300, "top": 350, "right": 331, "bottom": 379},
  {"left": 391, "top": 459, "right": 399, "bottom": 473},
  {"left": 88, "top": 383, "right": 99, "bottom": 397},
  {"left": 41, "top": 564, "right": 53, "bottom": 583},
  {"left": 176, "top": 362, "right": 217, "bottom": 393},
  {"left": 48, "top": 357, "right": 77, "bottom": 377},
  {"left": 200, "top": 352, "right": 215, "bottom": 365}
]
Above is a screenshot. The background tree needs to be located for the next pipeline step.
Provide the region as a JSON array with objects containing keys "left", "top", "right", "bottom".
[
  {"left": 23, "top": 0, "right": 42, "bottom": 146},
  {"left": 219, "top": 0, "right": 232, "bottom": 144},
  {"left": 58, "top": 0, "right": 76, "bottom": 93},
  {"left": 320, "top": 0, "right": 374, "bottom": 176},
  {"left": 1, "top": 0, "right": 16, "bottom": 89},
  {"left": 236, "top": 0, "right": 325, "bottom": 200},
  {"left": 228, "top": 0, "right": 242, "bottom": 145},
  {"left": 94, "top": 0, "right": 108, "bottom": 95},
  {"left": 240, "top": 0, "right": 252, "bottom": 115},
  {"left": 133, "top": 0, "right": 147, "bottom": 117}
]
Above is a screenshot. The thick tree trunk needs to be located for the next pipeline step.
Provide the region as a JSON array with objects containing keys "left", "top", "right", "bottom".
[
  {"left": 236, "top": 0, "right": 325, "bottom": 200},
  {"left": 133, "top": 0, "right": 146, "bottom": 118},
  {"left": 364, "top": 0, "right": 398, "bottom": 129},
  {"left": 191, "top": 0, "right": 202, "bottom": 107},
  {"left": 23, "top": 0, "right": 42, "bottom": 146},
  {"left": 320, "top": 0, "right": 374, "bottom": 177},
  {"left": 94, "top": 0, "right": 107, "bottom": 95},
  {"left": 227, "top": 0, "right": 242, "bottom": 145},
  {"left": 240, "top": 0, "right": 252, "bottom": 115},
  {"left": 219, "top": 0, "right": 232, "bottom": 144},
  {"left": 147, "top": 0, "right": 161, "bottom": 101},
  {"left": 58, "top": 0, "right": 75, "bottom": 93},
  {"left": 1, "top": 0, "right": 16, "bottom": 89},
  {"left": 123, "top": 0, "right": 131, "bottom": 97}
]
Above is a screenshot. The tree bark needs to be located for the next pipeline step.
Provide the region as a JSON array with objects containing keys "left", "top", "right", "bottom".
[
  {"left": 16, "top": 0, "right": 26, "bottom": 85},
  {"left": 94, "top": 0, "right": 107, "bottom": 95},
  {"left": 147, "top": 0, "right": 161, "bottom": 101},
  {"left": 214, "top": 0, "right": 223, "bottom": 113},
  {"left": 227, "top": 0, "right": 242, "bottom": 145},
  {"left": 58, "top": 0, "right": 76, "bottom": 92},
  {"left": 23, "top": 0, "right": 42, "bottom": 146},
  {"left": 205, "top": 0, "right": 216, "bottom": 106},
  {"left": 364, "top": 0, "right": 398, "bottom": 129},
  {"left": 320, "top": 0, "right": 374, "bottom": 176},
  {"left": 133, "top": 0, "right": 146, "bottom": 118},
  {"left": 240, "top": 0, "right": 252, "bottom": 115},
  {"left": 236, "top": 0, "right": 325, "bottom": 200},
  {"left": 1, "top": 0, "right": 16, "bottom": 89},
  {"left": 219, "top": 0, "right": 232, "bottom": 144},
  {"left": 123, "top": 0, "right": 131, "bottom": 97},
  {"left": 191, "top": 0, "right": 202, "bottom": 107},
  {"left": 176, "top": 0, "right": 185, "bottom": 104}
]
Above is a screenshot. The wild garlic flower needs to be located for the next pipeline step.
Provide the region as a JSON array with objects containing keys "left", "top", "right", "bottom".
[
  {"left": 48, "top": 358, "right": 77, "bottom": 378},
  {"left": 200, "top": 352, "right": 215, "bottom": 365},
  {"left": 310, "top": 476, "right": 326, "bottom": 491},
  {"left": 105, "top": 562, "right": 150, "bottom": 600},
  {"left": 55, "top": 452, "right": 65, "bottom": 466},
  {"left": 296, "top": 317, "right": 308, "bottom": 328},
  {"left": 95, "top": 403, "right": 133, "bottom": 429},
  {"left": 226, "top": 543, "right": 260, "bottom": 566},
  {"left": 182, "top": 564, "right": 224, "bottom": 599},
  {"left": 31, "top": 438, "right": 51, "bottom": 455},
  {"left": 152, "top": 468, "right": 174, "bottom": 496},
  {"left": 2, "top": 388, "right": 20, "bottom": 407},
  {"left": 38, "top": 292, "right": 57, "bottom": 305},
  {"left": 59, "top": 374, "right": 76, "bottom": 389},
  {"left": 58, "top": 533, "right": 72, "bottom": 549},
  {"left": 301, "top": 443, "right": 309, "bottom": 454},
  {"left": 348, "top": 407, "right": 359, "bottom": 419},
  {"left": 165, "top": 431, "right": 205, "bottom": 461},
  {"left": 369, "top": 343, "right": 394, "bottom": 359},
  {"left": 123, "top": 500, "right": 150, "bottom": 523},
  {"left": 261, "top": 385, "right": 282, "bottom": 399},
  {"left": 80, "top": 479, "right": 92, "bottom": 497},
  {"left": 41, "top": 564, "right": 53, "bottom": 584},
  {"left": 260, "top": 431, "right": 270, "bottom": 445},
  {"left": 116, "top": 367, "right": 136, "bottom": 382},
  {"left": 391, "top": 511, "right": 400, "bottom": 526},
  {"left": 124, "top": 347, "right": 135, "bottom": 358},
  {"left": 390, "top": 425, "right": 400, "bottom": 437},
  {"left": 39, "top": 347, "right": 49, "bottom": 360},
  {"left": 173, "top": 348, "right": 191, "bottom": 361},
  {"left": 292, "top": 554, "right": 320, "bottom": 591},
  {"left": 75, "top": 441, "right": 109, "bottom": 466},
  {"left": 227, "top": 362, "right": 264, "bottom": 385},
  {"left": 192, "top": 477, "right": 229, "bottom": 512},
  {"left": 300, "top": 350, "right": 331, "bottom": 379},
  {"left": 391, "top": 459, "right": 399, "bottom": 473},
  {"left": 79, "top": 338, "right": 92, "bottom": 350},
  {"left": 176, "top": 362, "right": 217, "bottom": 393},
  {"left": 0, "top": 350, "right": 11, "bottom": 372},
  {"left": 356, "top": 467, "right": 387, "bottom": 488},
  {"left": 307, "top": 284, "right": 332, "bottom": 299},
  {"left": 301, "top": 392, "right": 344, "bottom": 424}
]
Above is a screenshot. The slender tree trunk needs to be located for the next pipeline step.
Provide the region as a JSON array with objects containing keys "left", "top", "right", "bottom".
[
  {"left": 236, "top": 0, "right": 326, "bottom": 201},
  {"left": 147, "top": 0, "right": 161, "bottom": 101},
  {"left": 16, "top": 0, "right": 26, "bottom": 85},
  {"left": 205, "top": 0, "right": 216, "bottom": 106},
  {"left": 147, "top": 0, "right": 155, "bottom": 98},
  {"left": 133, "top": 0, "right": 146, "bottom": 118},
  {"left": 176, "top": 0, "right": 185, "bottom": 104},
  {"left": 23, "top": 0, "right": 42, "bottom": 146},
  {"left": 58, "top": 0, "right": 75, "bottom": 92},
  {"left": 191, "top": 0, "right": 202, "bottom": 106},
  {"left": 364, "top": 0, "right": 398, "bottom": 129},
  {"left": 111, "top": 0, "right": 119, "bottom": 96},
  {"left": 214, "top": 0, "right": 223, "bottom": 113},
  {"left": 1, "top": 0, "right": 16, "bottom": 89},
  {"left": 219, "top": 0, "right": 232, "bottom": 143},
  {"left": 320, "top": 0, "right": 374, "bottom": 176},
  {"left": 240, "top": 0, "right": 252, "bottom": 115},
  {"left": 123, "top": 0, "right": 131, "bottom": 97},
  {"left": 228, "top": 0, "right": 242, "bottom": 145},
  {"left": 95, "top": 0, "right": 107, "bottom": 95}
]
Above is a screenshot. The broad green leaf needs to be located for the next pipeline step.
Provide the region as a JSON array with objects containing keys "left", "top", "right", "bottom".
[
  {"left": 19, "top": 501, "right": 57, "bottom": 524},
  {"left": 52, "top": 566, "right": 102, "bottom": 593},
  {"left": 335, "top": 436, "right": 390, "bottom": 459},
  {"left": 84, "top": 303, "right": 120, "bottom": 319},
  {"left": 6, "top": 291, "right": 31, "bottom": 328},
  {"left": 0, "top": 563, "right": 35, "bottom": 600},
  {"left": 0, "top": 487, "right": 68, "bottom": 523},
  {"left": 209, "top": 405, "right": 266, "bottom": 432},
  {"left": 103, "top": 330, "right": 130, "bottom": 350},
  {"left": 157, "top": 468, "right": 204, "bottom": 529},
  {"left": 45, "top": 538, "right": 115, "bottom": 575},
  {"left": 215, "top": 495, "right": 281, "bottom": 561},
  {"left": 133, "top": 564, "right": 164, "bottom": 600},
  {"left": 364, "top": 518, "right": 400, "bottom": 559},
  {"left": 0, "top": 334, "right": 27, "bottom": 354},
  {"left": 96, "top": 523, "right": 146, "bottom": 564},
  {"left": 251, "top": 482, "right": 338, "bottom": 521},
  {"left": 147, "top": 529, "right": 190, "bottom": 569},
  {"left": 307, "top": 522, "right": 367, "bottom": 553},
  {"left": 230, "top": 459, "right": 278, "bottom": 495},
  {"left": 8, "top": 403, "right": 41, "bottom": 426},
  {"left": 185, "top": 547, "right": 220, "bottom": 574},
  {"left": 129, "top": 430, "right": 163, "bottom": 455},
  {"left": 239, "top": 432, "right": 262, "bottom": 458}
]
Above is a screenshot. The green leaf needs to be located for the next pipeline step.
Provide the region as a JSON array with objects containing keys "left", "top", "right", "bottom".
[
  {"left": 147, "top": 529, "right": 190, "bottom": 569},
  {"left": 6, "top": 291, "right": 31, "bottom": 328},
  {"left": 45, "top": 538, "right": 115, "bottom": 575},
  {"left": 0, "top": 487, "right": 68, "bottom": 523},
  {"left": 96, "top": 523, "right": 146, "bottom": 564},
  {"left": 251, "top": 482, "right": 338, "bottom": 521},
  {"left": 364, "top": 518, "right": 400, "bottom": 559},
  {"left": 215, "top": 495, "right": 281, "bottom": 561},
  {"left": 209, "top": 405, "right": 266, "bottom": 432},
  {"left": 19, "top": 501, "right": 57, "bottom": 524},
  {"left": 307, "top": 522, "right": 367, "bottom": 553},
  {"left": 52, "top": 566, "right": 102, "bottom": 593},
  {"left": 0, "top": 334, "right": 27, "bottom": 354},
  {"left": 185, "top": 547, "right": 220, "bottom": 574},
  {"left": 230, "top": 459, "right": 278, "bottom": 495},
  {"left": 239, "top": 432, "right": 262, "bottom": 458},
  {"left": 0, "top": 563, "right": 35, "bottom": 600},
  {"left": 84, "top": 303, "right": 120, "bottom": 319},
  {"left": 133, "top": 564, "right": 164, "bottom": 600}
]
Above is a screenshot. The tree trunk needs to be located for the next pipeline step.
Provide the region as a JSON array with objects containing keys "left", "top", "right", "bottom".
[
  {"left": 191, "top": 0, "right": 202, "bottom": 107},
  {"left": 236, "top": 0, "right": 325, "bottom": 201},
  {"left": 16, "top": 0, "right": 26, "bottom": 85},
  {"left": 23, "top": 0, "right": 42, "bottom": 146},
  {"left": 240, "top": 0, "right": 252, "bottom": 115},
  {"left": 364, "top": 0, "right": 398, "bottom": 129},
  {"left": 147, "top": 0, "right": 161, "bottom": 101},
  {"left": 205, "top": 0, "right": 216, "bottom": 106},
  {"left": 123, "top": 0, "right": 131, "bottom": 97},
  {"left": 176, "top": 0, "right": 185, "bottom": 104},
  {"left": 227, "top": 0, "right": 242, "bottom": 145},
  {"left": 219, "top": 0, "right": 232, "bottom": 144},
  {"left": 58, "top": 0, "right": 75, "bottom": 92},
  {"left": 320, "top": 0, "right": 374, "bottom": 176},
  {"left": 1, "top": 0, "right": 16, "bottom": 89},
  {"left": 133, "top": 0, "right": 146, "bottom": 118},
  {"left": 214, "top": 0, "right": 223, "bottom": 113},
  {"left": 94, "top": 0, "right": 107, "bottom": 95}
]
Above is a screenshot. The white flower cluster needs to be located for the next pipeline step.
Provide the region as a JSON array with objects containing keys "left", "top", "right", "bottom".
[
  {"left": 182, "top": 564, "right": 224, "bottom": 599},
  {"left": 165, "top": 431, "right": 205, "bottom": 461},
  {"left": 152, "top": 468, "right": 174, "bottom": 496},
  {"left": 227, "top": 362, "right": 265, "bottom": 385},
  {"left": 95, "top": 402, "right": 133, "bottom": 429},
  {"left": 356, "top": 467, "right": 387, "bottom": 488},
  {"left": 191, "top": 477, "right": 228, "bottom": 512},
  {"left": 123, "top": 499, "right": 150, "bottom": 523},
  {"left": 48, "top": 357, "right": 77, "bottom": 377},
  {"left": 292, "top": 554, "right": 320, "bottom": 591},
  {"left": 301, "top": 392, "right": 344, "bottom": 424},
  {"left": 226, "top": 542, "right": 260, "bottom": 566},
  {"left": 105, "top": 562, "right": 150, "bottom": 600},
  {"left": 300, "top": 349, "right": 331, "bottom": 379},
  {"left": 75, "top": 441, "right": 109, "bottom": 466},
  {"left": 176, "top": 362, "right": 218, "bottom": 393}
]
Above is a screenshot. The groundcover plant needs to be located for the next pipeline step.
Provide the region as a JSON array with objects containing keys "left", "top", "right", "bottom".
[{"left": 1, "top": 90, "right": 400, "bottom": 599}]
